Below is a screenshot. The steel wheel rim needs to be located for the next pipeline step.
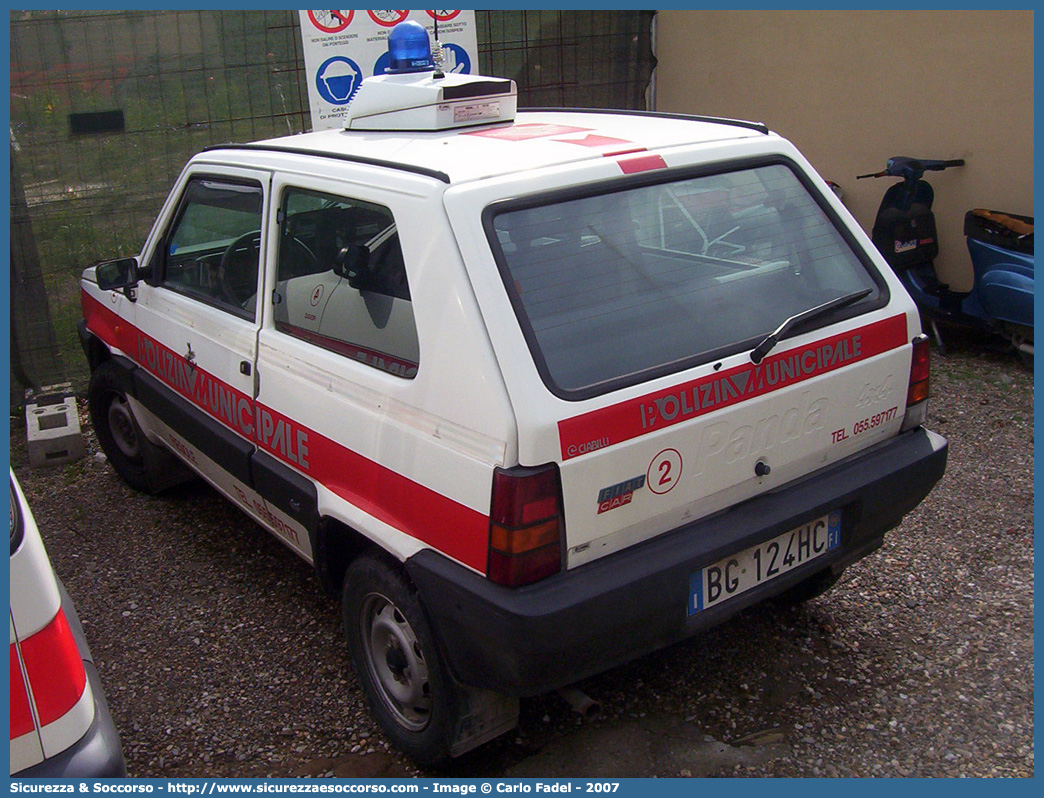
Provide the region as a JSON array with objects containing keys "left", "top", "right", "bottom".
[
  {"left": 107, "top": 394, "right": 141, "bottom": 460},
  {"left": 360, "top": 592, "right": 431, "bottom": 731}
]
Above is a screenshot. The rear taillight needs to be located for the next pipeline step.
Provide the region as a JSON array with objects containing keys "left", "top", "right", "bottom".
[
  {"left": 16, "top": 608, "right": 87, "bottom": 728},
  {"left": 901, "top": 334, "right": 931, "bottom": 431},
  {"left": 10, "top": 644, "right": 35, "bottom": 739},
  {"left": 487, "top": 464, "right": 564, "bottom": 587}
]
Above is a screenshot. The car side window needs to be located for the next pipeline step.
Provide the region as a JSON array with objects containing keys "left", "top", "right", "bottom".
[
  {"left": 162, "top": 178, "right": 264, "bottom": 320},
  {"left": 272, "top": 187, "right": 419, "bottom": 379}
]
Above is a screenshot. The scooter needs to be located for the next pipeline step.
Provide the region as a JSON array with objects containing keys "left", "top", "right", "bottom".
[{"left": 858, "top": 156, "right": 1034, "bottom": 366}]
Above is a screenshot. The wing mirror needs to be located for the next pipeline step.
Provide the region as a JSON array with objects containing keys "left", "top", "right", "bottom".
[
  {"left": 93, "top": 255, "right": 141, "bottom": 298},
  {"left": 334, "top": 244, "right": 374, "bottom": 291},
  {"left": 95, "top": 256, "right": 139, "bottom": 293}
]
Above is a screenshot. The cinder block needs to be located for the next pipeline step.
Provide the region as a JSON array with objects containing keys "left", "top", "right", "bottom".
[{"left": 26, "top": 396, "right": 85, "bottom": 468}]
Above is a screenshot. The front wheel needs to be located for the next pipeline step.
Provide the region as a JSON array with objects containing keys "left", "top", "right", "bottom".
[
  {"left": 342, "top": 554, "right": 460, "bottom": 768},
  {"left": 88, "top": 361, "right": 154, "bottom": 492}
]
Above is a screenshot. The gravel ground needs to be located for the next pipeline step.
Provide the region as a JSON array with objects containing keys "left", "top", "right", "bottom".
[{"left": 10, "top": 332, "right": 1034, "bottom": 778}]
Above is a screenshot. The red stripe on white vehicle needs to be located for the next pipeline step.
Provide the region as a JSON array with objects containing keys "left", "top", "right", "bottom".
[
  {"left": 553, "top": 134, "right": 646, "bottom": 157},
  {"left": 559, "top": 314, "right": 908, "bottom": 460},
  {"left": 9, "top": 644, "right": 35, "bottom": 739},
  {"left": 18, "top": 608, "right": 87, "bottom": 728},
  {"left": 83, "top": 291, "right": 489, "bottom": 571},
  {"left": 463, "top": 123, "right": 590, "bottom": 141},
  {"left": 616, "top": 154, "right": 667, "bottom": 174},
  {"left": 254, "top": 403, "right": 489, "bottom": 570}
]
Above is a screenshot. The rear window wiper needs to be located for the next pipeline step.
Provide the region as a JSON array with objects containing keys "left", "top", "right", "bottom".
[{"left": 750, "top": 288, "right": 872, "bottom": 364}]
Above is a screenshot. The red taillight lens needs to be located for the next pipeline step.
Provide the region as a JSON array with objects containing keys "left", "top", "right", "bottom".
[
  {"left": 18, "top": 608, "right": 87, "bottom": 727},
  {"left": 488, "top": 464, "right": 564, "bottom": 587},
  {"left": 907, "top": 334, "right": 931, "bottom": 406},
  {"left": 10, "top": 644, "right": 35, "bottom": 739}
]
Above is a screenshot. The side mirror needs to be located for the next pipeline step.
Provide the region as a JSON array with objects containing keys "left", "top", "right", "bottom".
[
  {"left": 334, "top": 244, "right": 373, "bottom": 290},
  {"left": 95, "top": 257, "right": 139, "bottom": 292}
]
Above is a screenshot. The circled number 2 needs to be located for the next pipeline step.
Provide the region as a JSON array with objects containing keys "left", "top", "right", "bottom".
[{"left": 648, "top": 448, "right": 682, "bottom": 495}]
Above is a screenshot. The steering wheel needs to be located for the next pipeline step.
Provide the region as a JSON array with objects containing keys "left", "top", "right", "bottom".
[
  {"left": 218, "top": 232, "right": 318, "bottom": 307},
  {"left": 218, "top": 231, "right": 262, "bottom": 306}
]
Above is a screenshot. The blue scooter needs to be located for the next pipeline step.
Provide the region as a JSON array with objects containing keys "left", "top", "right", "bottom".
[{"left": 858, "top": 156, "right": 1034, "bottom": 366}]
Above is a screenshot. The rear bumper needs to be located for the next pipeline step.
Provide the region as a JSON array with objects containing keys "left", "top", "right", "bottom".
[
  {"left": 15, "top": 661, "right": 129, "bottom": 778},
  {"left": 407, "top": 427, "right": 947, "bottom": 697},
  {"left": 14, "top": 581, "right": 128, "bottom": 778}
]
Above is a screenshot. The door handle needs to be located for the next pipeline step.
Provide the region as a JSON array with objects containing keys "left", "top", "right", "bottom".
[{"left": 240, "top": 361, "right": 251, "bottom": 376}]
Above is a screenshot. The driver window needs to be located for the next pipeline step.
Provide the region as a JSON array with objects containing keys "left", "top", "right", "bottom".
[{"left": 163, "top": 178, "right": 264, "bottom": 320}]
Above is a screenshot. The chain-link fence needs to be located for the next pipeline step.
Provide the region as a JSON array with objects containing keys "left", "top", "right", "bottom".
[{"left": 9, "top": 9, "right": 655, "bottom": 401}]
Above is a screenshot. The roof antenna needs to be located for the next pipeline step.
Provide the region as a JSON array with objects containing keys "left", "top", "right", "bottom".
[{"left": 432, "top": 14, "right": 445, "bottom": 79}]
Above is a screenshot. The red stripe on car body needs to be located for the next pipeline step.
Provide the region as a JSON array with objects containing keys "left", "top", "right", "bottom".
[
  {"left": 559, "top": 314, "right": 909, "bottom": 460},
  {"left": 82, "top": 291, "right": 488, "bottom": 571},
  {"left": 616, "top": 154, "right": 667, "bottom": 173}
]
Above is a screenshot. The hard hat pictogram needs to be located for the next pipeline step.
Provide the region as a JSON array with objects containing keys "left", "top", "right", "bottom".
[{"left": 316, "top": 56, "right": 363, "bottom": 105}]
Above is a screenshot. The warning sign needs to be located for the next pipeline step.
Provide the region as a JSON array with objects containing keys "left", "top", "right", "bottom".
[
  {"left": 298, "top": 9, "right": 478, "bottom": 132},
  {"left": 307, "top": 10, "right": 354, "bottom": 34},
  {"left": 368, "top": 10, "right": 410, "bottom": 27}
]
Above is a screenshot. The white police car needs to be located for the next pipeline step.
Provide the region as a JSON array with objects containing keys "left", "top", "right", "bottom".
[{"left": 79, "top": 22, "right": 947, "bottom": 766}]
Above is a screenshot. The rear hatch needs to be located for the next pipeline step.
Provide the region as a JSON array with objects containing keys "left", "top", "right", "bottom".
[{"left": 445, "top": 125, "right": 919, "bottom": 568}]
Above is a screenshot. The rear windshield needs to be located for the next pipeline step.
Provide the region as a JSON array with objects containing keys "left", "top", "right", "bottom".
[{"left": 488, "top": 160, "right": 883, "bottom": 398}]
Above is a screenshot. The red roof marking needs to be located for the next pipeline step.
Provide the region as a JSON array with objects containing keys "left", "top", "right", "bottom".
[
  {"left": 463, "top": 123, "right": 590, "bottom": 141},
  {"left": 558, "top": 314, "right": 909, "bottom": 461},
  {"left": 82, "top": 290, "right": 489, "bottom": 572},
  {"left": 553, "top": 133, "right": 643, "bottom": 151},
  {"left": 616, "top": 154, "right": 668, "bottom": 173}
]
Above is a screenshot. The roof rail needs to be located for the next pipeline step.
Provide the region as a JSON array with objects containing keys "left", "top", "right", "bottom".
[
  {"left": 201, "top": 142, "right": 452, "bottom": 184},
  {"left": 520, "top": 107, "right": 770, "bottom": 136}
]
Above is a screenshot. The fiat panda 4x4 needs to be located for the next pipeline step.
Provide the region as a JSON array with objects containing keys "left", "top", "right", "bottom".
[{"left": 80, "top": 25, "right": 947, "bottom": 767}]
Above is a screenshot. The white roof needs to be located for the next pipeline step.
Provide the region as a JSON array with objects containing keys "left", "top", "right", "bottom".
[{"left": 248, "top": 110, "right": 771, "bottom": 185}]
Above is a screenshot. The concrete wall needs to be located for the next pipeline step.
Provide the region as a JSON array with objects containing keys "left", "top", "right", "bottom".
[{"left": 655, "top": 9, "right": 1033, "bottom": 290}]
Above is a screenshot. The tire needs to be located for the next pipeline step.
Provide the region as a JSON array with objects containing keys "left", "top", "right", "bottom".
[
  {"left": 87, "top": 361, "right": 154, "bottom": 493},
  {"left": 342, "top": 553, "right": 459, "bottom": 768}
]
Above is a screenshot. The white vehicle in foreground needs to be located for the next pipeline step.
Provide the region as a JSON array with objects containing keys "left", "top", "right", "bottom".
[
  {"left": 79, "top": 22, "right": 947, "bottom": 766},
  {"left": 9, "top": 470, "right": 127, "bottom": 776}
]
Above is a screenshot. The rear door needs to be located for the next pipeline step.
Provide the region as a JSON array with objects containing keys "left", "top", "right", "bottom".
[{"left": 447, "top": 144, "right": 918, "bottom": 567}]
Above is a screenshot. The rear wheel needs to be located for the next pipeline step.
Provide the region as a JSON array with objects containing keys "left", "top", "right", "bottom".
[
  {"left": 342, "top": 553, "right": 459, "bottom": 768},
  {"left": 88, "top": 361, "right": 153, "bottom": 492}
]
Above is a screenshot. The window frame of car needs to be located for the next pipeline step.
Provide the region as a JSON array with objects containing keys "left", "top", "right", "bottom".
[
  {"left": 270, "top": 183, "right": 420, "bottom": 379},
  {"left": 148, "top": 173, "right": 267, "bottom": 322},
  {"left": 482, "top": 153, "right": 891, "bottom": 400}
]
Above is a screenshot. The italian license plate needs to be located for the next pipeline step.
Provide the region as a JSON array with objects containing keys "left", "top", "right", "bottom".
[{"left": 688, "top": 511, "right": 841, "bottom": 615}]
